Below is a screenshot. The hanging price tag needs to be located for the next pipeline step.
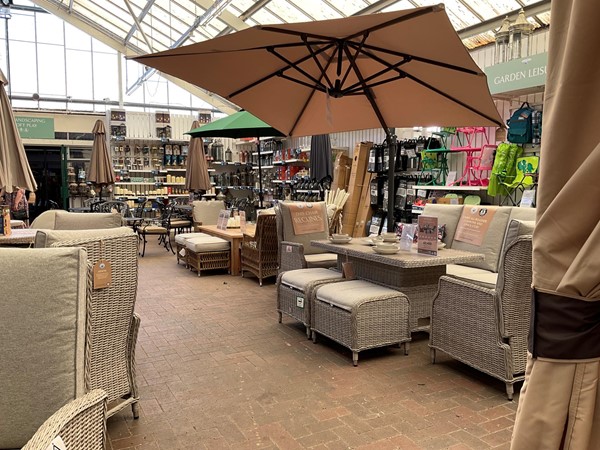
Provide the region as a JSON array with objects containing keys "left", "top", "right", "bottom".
[
  {"left": 46, "top": 436, "right": 66, "bottom": 450},
  {"left": 342, "top": 262, "right": 355, "bottom": 280},
  {"left": 93, "top": 259, "right": 112, "bottom": 289}
]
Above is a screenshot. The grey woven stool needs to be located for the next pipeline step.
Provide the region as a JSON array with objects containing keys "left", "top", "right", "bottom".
[
  {"left": 185, "top": 235, "right": 231, "bottom": 276},
  {"left": 174, "top": 232, "right": 208, "bottom": 266},
  {"left": 277, "top": 268, "right": 344, "bottom": 338},
  {"left": 311, "top": 279, "right": 411, "bottom": 366}
]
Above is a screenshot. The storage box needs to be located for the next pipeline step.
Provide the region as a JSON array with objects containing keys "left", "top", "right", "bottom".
[
  {"left": 342, "top": 142, "right": 372, "bottom": 235},
  {"left": 354, "top": 173, "right": 375, "bottom": 237},
  {"left": 331, "top": 153, "right": 352, "bottom": 192},
  {"left": 426, "top": 197, "right": 465, "bottom": 205}
]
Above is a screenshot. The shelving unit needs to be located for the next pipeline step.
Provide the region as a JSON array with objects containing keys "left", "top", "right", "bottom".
[{"left": 412, "top": 185, "right": 487, "bottom": 191}]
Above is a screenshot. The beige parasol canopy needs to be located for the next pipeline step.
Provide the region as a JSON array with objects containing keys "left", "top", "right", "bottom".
[
  {"left": 87, "top": 119, "right": 115, "bottom": 196},
  {"left": 0, "top": 69, "right": 37, "bottom": 193},
  {"left": 185, "top": 120, "right": 211, "bottom": 192},
  {"left": 511, "top": 0, "right": 600, "bottom": 448}
]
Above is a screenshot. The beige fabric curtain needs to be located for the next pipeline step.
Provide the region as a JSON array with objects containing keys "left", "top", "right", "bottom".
[
  {"left": 511, "top": 0, "right": 600, "bottom": 448},
  {"left": 185, "top": 121, "right": 211, "bottom": 192},
  {"left": 0, "top": 69, "right": 37, "bottom": 193}
]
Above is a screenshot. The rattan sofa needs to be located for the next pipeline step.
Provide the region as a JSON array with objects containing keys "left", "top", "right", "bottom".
[{"left": 429, "top": 219, "right": 534, "bottom": 400}]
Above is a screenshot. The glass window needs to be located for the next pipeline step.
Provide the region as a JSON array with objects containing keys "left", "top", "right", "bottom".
[
  {"left": 37, "top": 43, "right": 66, "bottom": 96},
  {"left": 66, "top": 49, "right": 93, "bottom": 99},
  {"left": 7, "top": 12, "right": 35, "bottom": 42},
  {"left": 144, "top": 73, "right": 169, "bottom": 105},
  {"left": 92, "top": 38, "right": 117, "bottom": 54},
  {"left": 287, "top": 0, "right": 342, "bottom": 20},
  {"left": 325, "top": 0, "right": 368, "bottom": 16},
  {"left": 264, "top": 0, "right": 310, "bottom": 22},
  {"left": 168, "top": 82, "right": 192, "bottom": 110},
  {"left": 250, "top": 7, "right": 284, "bottom": 25},
  {"left": 65, "top": 22, "right": 92, "bottom": 51},
  {"left": 7, "top": 40, "right": 37, "bottom": 94},
  {"left": 124, "top": 59, "right": 146, "bottom": 104},
  {"left": 0, "top": 39, "right": 7, "bottom": 73},
  {"left": 35, "top": 12, "right": 65, "bottom": 45},
  {"left": 93, "top": 52, "right": 119, "bottom": 101}
]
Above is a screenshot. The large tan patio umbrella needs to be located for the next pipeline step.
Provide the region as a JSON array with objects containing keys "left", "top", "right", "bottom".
[
  {"left": 511, "top": 1, "right": 600, "bottom": 449},
  {"left": 0, "top": 69, "right": 37, "bottom": 193},
  {"left": 184, "top": 120, "right": 211, "bottom": 193},
  {"left": 87, "top": 119, "right": 115, "bottom": 200},
  {"left": 134, "top": 5, "right": 502, "bottom": 230}
]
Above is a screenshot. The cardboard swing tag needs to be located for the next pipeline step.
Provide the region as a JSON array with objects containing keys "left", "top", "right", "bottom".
[
  {"left": 342, "top": 262, "right": 355, "bottom": 280},
  {"left": 93, "top": 259, "right": 112, "bottom": 289},
  {"left": 46, "top": 436, "right": 66, "bottom": 450}
]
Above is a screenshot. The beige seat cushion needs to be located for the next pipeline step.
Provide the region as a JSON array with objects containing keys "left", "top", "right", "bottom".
[
  {"left": 35, "top": 227, "right": 134, "bottom": 248},
  {"left": 508, "top": 207, "right": 537, "bottom": 222},
  {"left": 305, "top": 253, "right": 338, "bottom": 269},
  {"left": 170, "top": 219, "right": 191, "bottom": 227},
  {"left": 421, "top": 204, "right": 464, "bottom": 245},
  {"left": 54, "top": 210, "right": 122, "bottom": 229},
  {"left": 279, "top": 201, "right": 329, "bottom": 255},
  {"left": 29, "top": 210, "right": 58, "bottom": 229},
  {"left": 281, "top": 268, "right": 343, "bottom": 291},
  {"left": 185, "top": 235, "right": 230, "bottom": 252},
  {"left": 0, "top": 247, "right": 87, "bottom": 449},
  {"left": 141, "top": 225, "right": 167, "bottom": 234},
  {"left": 447, "top": 264, "right": 498, "bottom": 287},
  {"left": 175, "top": 232, "right": 208, "bottom": 245},
  {"left": 316, "top": 280, "right": 401, "bottom": 311}
]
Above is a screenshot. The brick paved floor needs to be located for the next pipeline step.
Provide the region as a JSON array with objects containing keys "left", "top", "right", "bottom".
[{"left": 107, "top": 242, "right": 519, "bottom": 449}]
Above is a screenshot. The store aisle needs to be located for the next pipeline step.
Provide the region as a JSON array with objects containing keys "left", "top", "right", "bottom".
[{"left": 106, "top": 243, "right": 517, "bottom": 449}]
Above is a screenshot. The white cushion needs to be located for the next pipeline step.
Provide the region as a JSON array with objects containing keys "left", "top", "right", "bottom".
[
  {"left": 316, "top": 280, "right": 401, "bottom": 311},
  {"left": 304, "top": 253, "right": 338, "bottom": 269},
  {"left": 185, "top": 235, "right": 230, "bottom": 252},
  {"left": 175, "top": 232, "right": 208, "bottom": 245},
  {"left": 281, "top": 268, "right": 343, "bottom": 291}
]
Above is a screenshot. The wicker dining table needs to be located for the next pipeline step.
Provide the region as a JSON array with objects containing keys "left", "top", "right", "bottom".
[
  {"left": 0, "top": 228, "right": 38, "bottom": 246},
  {"left": 311, "top": 239, "right": 484, "bottom": 332}
]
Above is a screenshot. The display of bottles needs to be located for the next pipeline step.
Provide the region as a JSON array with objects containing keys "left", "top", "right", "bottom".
[{"left": 225, "top": 147, "right": 232, "bottom": 162}]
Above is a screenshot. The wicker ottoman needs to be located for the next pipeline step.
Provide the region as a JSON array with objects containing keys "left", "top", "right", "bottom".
[
  {"left": 174, "top": 232, "right": 208, "bottom": 266},
  {"left": 311, "top": 280, "right": 411, "bottom": 366},
  {"left": 277, "top": 268, "right": 344, "bottom": 338},
  {"left": 185, "top": 235, "right": 230, "bottom": 276}
]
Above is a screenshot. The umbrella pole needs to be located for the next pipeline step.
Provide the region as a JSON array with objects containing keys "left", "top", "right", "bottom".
[
  {"left": 386, "top": 130, "right": 397, "bottom": 232},
  {"left": 256, "top": 138, "right": 264, "bottom": 209}
]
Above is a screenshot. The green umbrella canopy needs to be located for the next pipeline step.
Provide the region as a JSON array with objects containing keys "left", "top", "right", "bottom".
[{"left": 186, "top": 110, "right": 285, "bottom": 139}]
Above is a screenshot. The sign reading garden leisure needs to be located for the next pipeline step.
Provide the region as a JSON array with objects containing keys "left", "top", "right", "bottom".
[
  {"left": 15, "top": 116, "right": 55, "bottom": 139},
  {"left": 485, "top": 52, "right": 548, "bottom": 95}
]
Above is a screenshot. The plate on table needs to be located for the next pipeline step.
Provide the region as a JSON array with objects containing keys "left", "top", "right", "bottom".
[
  {"left": 373, "top": 245, "right": 399, "bottom": 255},
  {"left": 329, "top": 236, "right": 352, "bottom": 244}
]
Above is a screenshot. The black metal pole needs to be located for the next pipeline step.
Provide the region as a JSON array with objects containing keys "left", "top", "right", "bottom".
[
  {"left": 386, "top": 129, "right": 396, "bottom": 232},
  {"left": 256, "top": 138, "right": 264, "bottom": 208}
]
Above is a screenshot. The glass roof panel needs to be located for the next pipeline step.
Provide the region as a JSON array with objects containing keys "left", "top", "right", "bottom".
[
  {"left": 286, "top": 0, "right": 342, "bottom": 20},
  {"left": 249, "top": 7, "right": 285, "bottom": 25},
  {"left": 229, "top": 0, "right": 255, "bottom": 16},
  {"left": 325, "top": 0, "right": 369, "bottom": 16},
  {"left": 265, "top": 0, "right": 312, "bottom": 23},
  {"left": 72, "top": 3, "right": 129, "bottom": 38},
  {"left": 457, "top": 0, "right": 522, "bottom": 20}
]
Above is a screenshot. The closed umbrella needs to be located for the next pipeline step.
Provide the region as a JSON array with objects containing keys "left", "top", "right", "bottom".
[
  {"left": 310, "top": 134, "right": 332, "bottom": 184},
  {"left": 187, "top": 110, "right": 285, "bottom": 208},
  {"left": 0, "top": 69, "right": 36, "bottom": 193},
  {"left": 511, "top": 1, "right": 600, "bottom": 448},
  {"left": 134, "top": 5, "right": 502, "bottom": 230},
  {"left": 185, "top": 120, "right": 212, "bottom": 193},
  {"left": 87, "top": 119, "right": 115, "bottom": 201}
]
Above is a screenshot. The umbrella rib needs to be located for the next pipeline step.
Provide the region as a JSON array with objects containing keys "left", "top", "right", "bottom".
[
  {"left": 339, "top": 33, "right": 369, "bottom": 89},
  {"left": 404, "top": 72, "right": 504, "bottom": 127},
  {"left": 344, "top": 74, "right": 407, "bottom": 95},
  {"left": 303, "top": 36, "right": 334, "bottom": 90},
  {"left": 229, "top": 43, "right": 335, "bottom": 99},
  {"left": 342, "top": 55, "right": 411, "bottom": 94},
  {"left": 268, "top": 47, "right": 329, "bottom": 92},
  {"left": 278, "top": 72, "right": 328, "bottom": 93}
]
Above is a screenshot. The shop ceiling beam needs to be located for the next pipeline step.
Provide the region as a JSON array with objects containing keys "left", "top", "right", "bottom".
[
  {"left": 124, "top": 0, "right": 156, "bottom": 45},
  {"left": 458, "top": 0, "right": 551, "bottom": 39},
  {"left": 30, "top": 0, "right": 239, "bottom": 114},
  {"left": 68, "top": 0, "right": 74, "bottom": 13},
  {"left": 123, "top": 0, "right": 153, "bottom": 52},
  {"left": 457, "top": 0, "right": 484, "bottom": 22},
  {"left": 190, "top": 0, "right": 247, "bottom": 31}
]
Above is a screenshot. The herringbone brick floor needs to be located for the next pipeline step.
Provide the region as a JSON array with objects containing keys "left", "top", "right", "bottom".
[{"left": 107, "top": 242, "right": 519, "bottom": 449}]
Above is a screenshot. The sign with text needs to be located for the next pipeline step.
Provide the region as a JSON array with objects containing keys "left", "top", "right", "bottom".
[
  {"left": 288, "top": 203, "right": 325, "bottom": 235},
  {"left": 418, "top": 215, "right": 438, "bottom": 256},
  {"left": 485, "top": 52, "right": 547, "bottom": 95},
  {"left": 15, "top": 116, "right": 55, "bottom": 139},
  {"left": 216, "top": 210, "right": 230, "bottom": 230},
  {"left": 239, "top": 211, "right": 247, "bottom": 233},
  {"left": 454, "top": 207, "right": 497, "bottom": 246}
]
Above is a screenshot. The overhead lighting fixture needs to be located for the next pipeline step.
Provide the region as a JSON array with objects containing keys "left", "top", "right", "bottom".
[
  {"left": 0, "top": 0, "right": 13, "bottom": 19},
  {"left": 199, "top": 0, "right": 234, "bottom": 27}
]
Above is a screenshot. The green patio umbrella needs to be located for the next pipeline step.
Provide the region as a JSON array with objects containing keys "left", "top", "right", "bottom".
[{"left": 186, "top": 110, "right": 285, "bottom": 208}]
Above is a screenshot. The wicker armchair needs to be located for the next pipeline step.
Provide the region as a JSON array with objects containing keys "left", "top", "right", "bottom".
[
  {"left": 429, "top": 219, "right": 534, "bottom": 400},
  {"left": 241, "top": 213, "right": 278, "bottom": 286},
  {"left": 22, "top": 390, "right": 107, "bottom": 450},
  {"left": 35, "top": 228, "right": 141, "bottom": 418}
]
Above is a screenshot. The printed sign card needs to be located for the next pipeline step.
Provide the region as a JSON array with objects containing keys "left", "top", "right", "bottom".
[
  {"left": 93, "top": 259, "right": 112, "bottom": 289},
  {"left": 454, "top": 207, "right": 497, "bottom": 246},
  {"left": 520, "top": 189, "right": 536, "bottom": 208},
  {"left": 418, "top": 215, "right": 438, "bottom": 256},
  {"left": 288, "top": 203, "right": 325, "bottom": 235},
  {"left": 239, "top": 211, "right": 247, "bottom": 233},
  {"left": 217, "top": 210, "right": 230, "bottom": 230},
  {"left": 445, "top": 171, "right": 457, "bottom": 186}
]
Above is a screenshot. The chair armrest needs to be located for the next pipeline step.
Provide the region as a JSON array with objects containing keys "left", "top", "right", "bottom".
[
  {"left": 127, "top": 313, "right": 141, "bottom": 400},
  {"left": 279, "top": 241, "right": 307, "bottom": 272},
  {"left": 22, "top": 389, "right": 108, "bottom": 450}
]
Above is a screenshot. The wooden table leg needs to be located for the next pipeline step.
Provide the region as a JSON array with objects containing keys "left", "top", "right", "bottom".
[{"left": 230, "top": 237, "right": 242, "bottom": 275}]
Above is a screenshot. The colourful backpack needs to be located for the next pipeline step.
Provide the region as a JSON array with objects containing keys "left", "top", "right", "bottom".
[{"left": 507, "top": 102, "right": 535, "bottom": 144}]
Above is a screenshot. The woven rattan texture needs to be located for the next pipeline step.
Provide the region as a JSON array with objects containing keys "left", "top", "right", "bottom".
[
  {"left": 241, "top": 214, "right": 279, "bottom": 285},
  {"left": 22, "top": 389, "right": 107, "bottom": 450},
  {"left": 187, "top": 249, "right": 230, "bottom": 276},
  {"left": 175, "top": 242, "right": 188, "bottom": 265}
]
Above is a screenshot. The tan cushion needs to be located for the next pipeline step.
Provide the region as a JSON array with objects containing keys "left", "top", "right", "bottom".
[
  {"left": 281, "top": 268, "right": 343, "bottom": 291},
  {"left": 54, "top": 210, "right": 122, "bottom": 229},
  {"left": 170, "top": 219, "right": 191, "bottom": 227},
  {"left": 192, "top": 200, "right": 225, "bottom": 226},
  {"left": 29, "top": 210, "right": 58, "bottom": 229},
  {"left": 175, "top": 232, "right": 208, "bottom": 245},
  {"left": 451, "top": 206, "right": 512, "bottom": 272},
  {"left": 141, "top": 225, "right": 167, "bottom": 234},
  {"left": 509, "top": 207, "right": 537, "bottom": 222},
  {"left": 280, "top": 201, "right": 329, "bottom": 255},
  {"left": 316, "top": 280, "right": 401, "bottom": 311},
  {"left": 503, "top": 219, "right": 535, "bottom": 248},
  {"left": 35, "top": 227, "right": 134, "bottom": 248},
  {"left": 0, "top": 247, "right": 87, "bottom": 449},
  {"left": 186, "top": 235, "right": 230, "bottom": 252},
  {"left": 305, "top": 253, "right": 338, "bottom": 268},
  {"left": 421, "top": 204, "right": 464, "bottom": 245}
]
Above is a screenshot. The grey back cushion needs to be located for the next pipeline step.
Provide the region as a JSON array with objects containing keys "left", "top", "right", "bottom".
[
  {"left": 451, "top": 206, "right": 512, "bottom": 272},
  {"left": 0, "top": 247, "right": 87, "bottom": 449},
  {"left": 54, "top": 210, "right": 122, "bottom": 229},
  {"left": 279, "top": 201, "right": 329, "bottom": 255},
  {"left": 35, "top": 226, "right": 134, "bottom": 248},
  {"left": 192, "top": 200, "right": 225, "bottom": 225},
  {"left": 421, "top": 204, "right": 464, "bottom": 245}
]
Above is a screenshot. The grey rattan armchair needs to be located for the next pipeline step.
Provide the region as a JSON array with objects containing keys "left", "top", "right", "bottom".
[
  {"left": 241, "top": 213, "right": 278, "bottom": 286},
  {"left": 429, "top": 220, "right": 534, "bottom": 400},
  {"left": 35, "top": 228, "right": 141, "bottom": 418},
  {"left": 22, "top": 389, "right": 108, "bottom": 450}
]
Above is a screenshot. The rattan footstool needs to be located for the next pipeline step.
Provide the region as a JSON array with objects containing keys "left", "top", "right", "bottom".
[
  {"left": 174, "top": 232, "right": 208, "bottom": 266},
  {"left": 277, "top": 268, "right": 344, "bottom": 338},
  {"left": 311, "top": 280, "right": 411, "bottom": 366},
  {"left": 185, "top": 235, "right": 230, "bottom": 276}
]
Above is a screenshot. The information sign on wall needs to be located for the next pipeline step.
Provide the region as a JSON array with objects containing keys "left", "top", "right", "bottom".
[
  {"left": 485, "top": 52, "right": 547, "bottom": 95},
  {"left": 15, "top": 116, "right": 55, "bottom": 139}
]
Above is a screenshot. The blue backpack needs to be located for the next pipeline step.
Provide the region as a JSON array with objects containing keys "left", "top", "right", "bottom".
[{"left": 507, "top": 102, "right": 535, "bottom": 144}]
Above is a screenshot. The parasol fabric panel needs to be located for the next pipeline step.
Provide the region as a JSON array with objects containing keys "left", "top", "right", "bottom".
[
  {"left": 185, "top": 121, "right": 211, "bottom": 191},
  {"left": 87, "top": 120, "right": 115, "bottom": 187},
  {"left": 511, "top": 0, "right": 600, "bottom": 448},
  {"left": 309, "top": 134, "right": 332, "bottom": 183}
]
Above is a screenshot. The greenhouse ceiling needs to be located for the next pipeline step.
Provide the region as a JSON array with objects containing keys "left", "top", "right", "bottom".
[{"left": 27, "top": 0, "right": 551, "bottom": 113}]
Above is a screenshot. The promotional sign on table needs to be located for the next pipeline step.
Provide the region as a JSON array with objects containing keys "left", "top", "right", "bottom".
[
  {"left": 217, "top": 210, "right": 230, "bottom": 230},
  {"left": 288, "top": 203, "right": 325, "bottom": 235},
  {"left": 454, "top": 206, "right": 497, "bottom": 246},
  {"left": 417, "top": 215, "right": 438, "bottom": 256},
  {"left": 239, "top": 211, "right": 247, "bottom": 233},
  {"left": 520, "top": 189, "right": 536, "bottom": 208}
]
